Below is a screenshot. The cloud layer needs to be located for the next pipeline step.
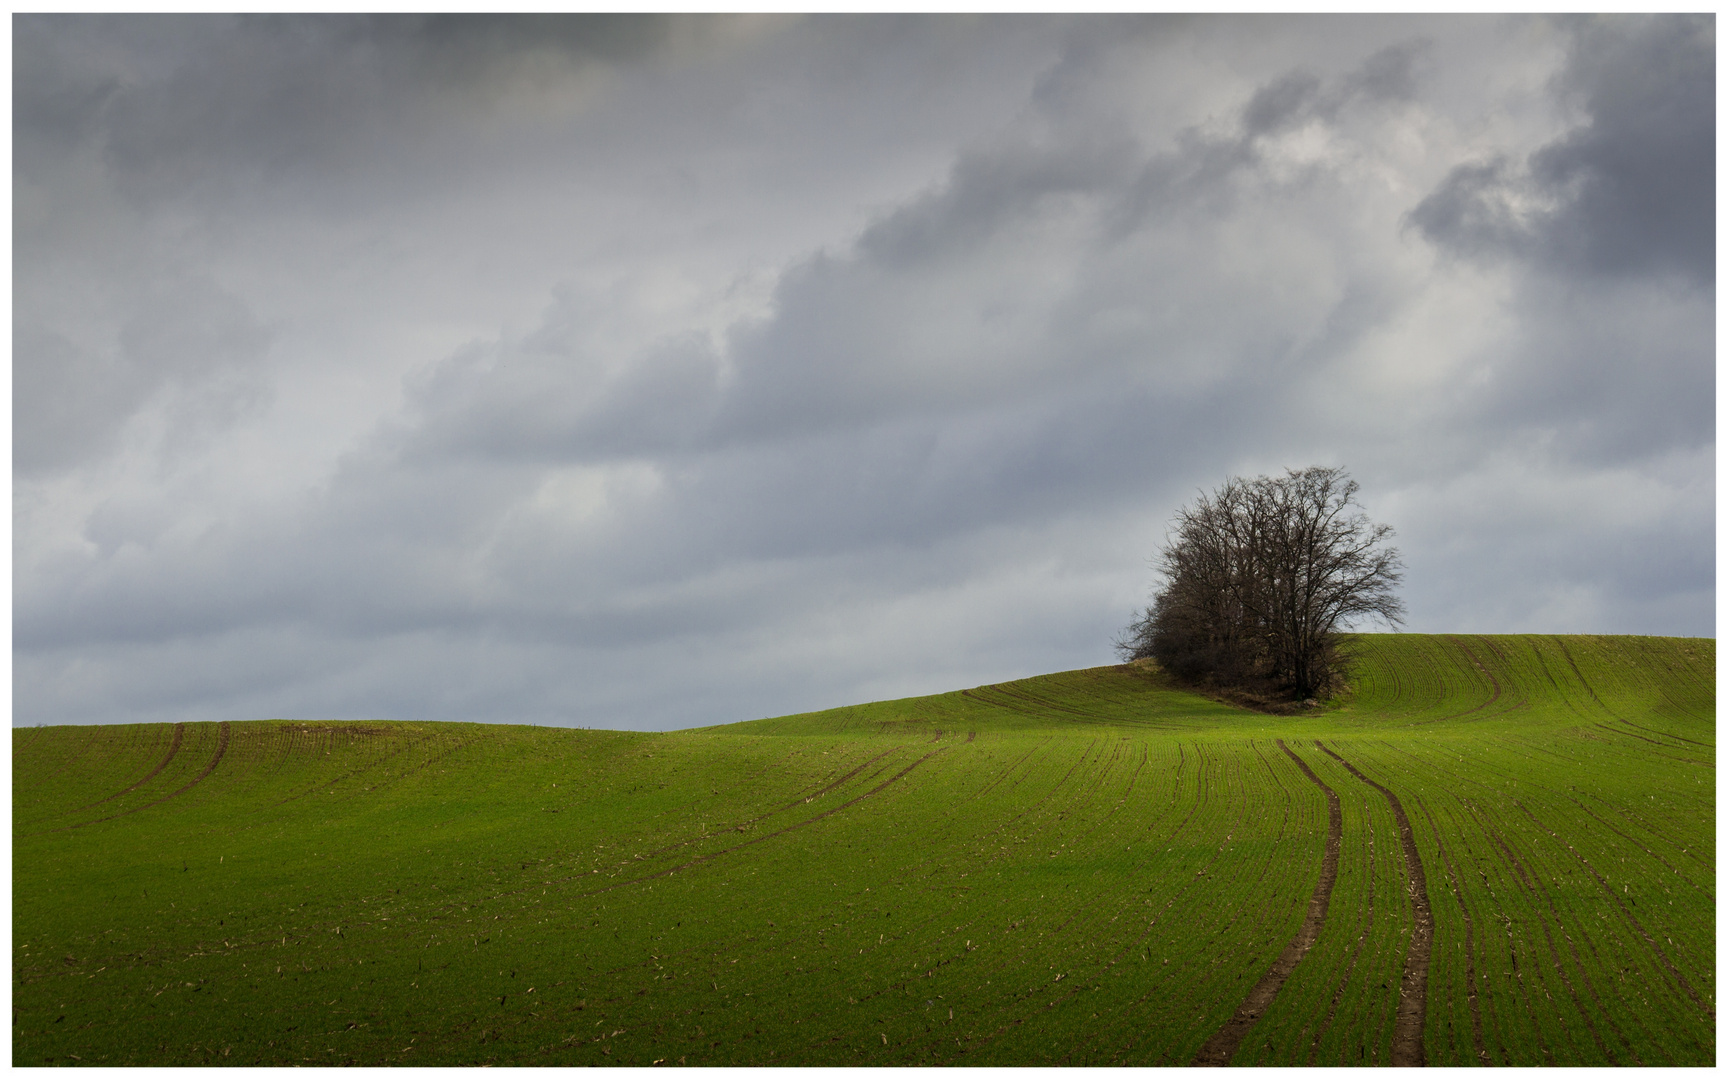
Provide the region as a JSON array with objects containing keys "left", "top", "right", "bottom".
[{"left": 16, "top": 15, "right": 1714, "bottom": 729}]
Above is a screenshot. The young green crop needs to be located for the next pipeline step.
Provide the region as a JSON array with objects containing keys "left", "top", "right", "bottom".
[{"left": 13, "top": 635, "right": 1713, "bottom": 1065}]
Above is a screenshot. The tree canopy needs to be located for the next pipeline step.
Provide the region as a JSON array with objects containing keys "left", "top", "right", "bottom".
[{"left": 1118, "top": 466, "right": 1404, "bottom": 701}]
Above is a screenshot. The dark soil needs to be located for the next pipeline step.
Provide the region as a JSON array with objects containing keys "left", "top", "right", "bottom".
[
  {"left": 60, "top": 722, "right": 230, "bottom": 832},
  {"left": 76, "top": 723, "right": 185, "bottom": 810},
  {"left": 1317, "top": 742, "right": 1432, "bottom": 1067},
  {"left": 1190, "top": 740, "right": 1342, "bottom": 1066}
]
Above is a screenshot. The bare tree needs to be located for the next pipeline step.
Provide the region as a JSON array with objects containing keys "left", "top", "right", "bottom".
[{"left": 1118, "top": 466, "right": 1403, "bottom": 701}]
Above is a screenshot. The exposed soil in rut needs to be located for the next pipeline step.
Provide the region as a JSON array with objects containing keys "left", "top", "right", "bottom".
[
  {"left": 59, "top": 722, "right": 230, "bottom": 832},
  {"left": 1190, "top": 739, "right": 1342, "bottom": 1066},
  {"left": 76, "top": 723, "right": 185, "bottom": 810},
  {"left": 1317, "top": 741, "right": 1433, "bottom": 1067}
]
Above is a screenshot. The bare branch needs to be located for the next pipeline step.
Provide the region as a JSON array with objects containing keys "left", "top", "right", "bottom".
[{"left": 1117, "top": 466, "right": 1403, "bottom": 701}]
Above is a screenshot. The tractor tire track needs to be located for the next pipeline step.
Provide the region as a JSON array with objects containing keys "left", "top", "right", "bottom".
[
  {"left": 963, "top": 683, "right": 1107, "bottom": 721},
  {"left": 1045, "top": 741, "right": 1153, "bottom": 875},
  {"left": 1378, "top": 742, "right": 1697, "bottom": 1060},
  {"left": 15, "top": 724, "right": 106, "bottom": 801},
  {"left": 1303, "top": 803, "right": 1376, "bottom": 1065},
  {"left": 75, "top": 723, "right": 185, "bottom": 810},
  {"left": 1045, "top": 740, "right": 1291, "bottom": 1067},
  {"left": 19, "top": 725, "right": 179, "bottom": 830},
  {"left": 828, "top": 741, "right": 1132, "bottom": 1059},
  {"left": 968, "top": 736, "right": 1056, "bottom": 802},
  {"left": 960, "top": 683, "right": 1186, "bottom": 730},
  {"left": 721, "top": 739, "right": 1028, "bottom": 1041},
  {"left": 1433, "top": 636, "right": 1509, "bottom": 721},
  {"left": 1587, "top": 724, "right": 1713, "bottom": 766},
  {"left": 1143, "top": 744, "right": 1285, "bottom": 1061},
  {"left": 571, "top": 747, "right": 949, "bottom": 898},
  {"left": 58, "top": 722, "right": 230, "bottom": 831},
  {"left": 1553, "top": 637, "right": 1715, "bottom": 748},
  {"left": 13, "top": 718, "right": 152, "bottom": 822},
  {"left": 543, "top": 751, "right": 909, "bottom": 905},
  {"left": 1405, "top": 636, "right": 1527, "bottom": 726},
  {"left": 1099, "top": 803, "right": 1253, "bottom": 1061},
  {"left": 964, "top": 738, "right": 1106, "bottom": 862},
  {"left": 1316, "top": 742, "right": 1432, "bottom": 1067},
  {"left": 1450, "top": 812, "right": 1530, "bottom": 1065},
  {"left": 931, "top": 744, "right": 1162, "bottom": 1064},
  {"left": 920, "top": 736, "right": 1119, "bottom": 946},
  {"left": 268, "top": 729, "right": 446, "bottom": 807},
  {"left": 270, "top": 730, "right": 488, "bottom": 812},
  {"left": 637, "top": 744, "right": 908, "bottom": 860},
  {"left": 1188, "top": 740, "right": 1341, "bottom": 1066},
  {"left": 1509, "top": 822, "right": 1643, "bottom": 1065},
  {"left": 1606, "top": 717, "right": 1714, "bottom": 750}
]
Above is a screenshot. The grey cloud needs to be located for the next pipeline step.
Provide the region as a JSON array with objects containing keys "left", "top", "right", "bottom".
[
  {"left": 1403, "top": 158, "right": 1524, "bottom": 255},
  {"left": 1409, "top": 15, "right": 1714, "bottom": 285},
  {"left": 710, "top": 46, "right": 1434, "bottom": 445},
  {"left": 1340, "top": 40, "right": 1427, "bottom": 102},
  {"left": 382, "top": 23, "right": 1704, "bottom": 569},
  {"left": 12, "top": 17, "right": 122, "bottom": 154},
  {"left": 1531, "top": 15, "right": 1715, "bottom": 283},
  {"left": 15, "top": 14, "right": 680, "bottom": 206},
  {"left": 401, "top": 320, "right": 724, "bottom": 466},
  {"left": 1025, "top": 14, "right": 1185, "bottom": 113},
  {"left": 25, "top": 354, "right": 1266, "bottom": 661},
  {"left": 1241, "top": 71, "right": 1323, "bottom": 135},
  {"left": 393, "top": 131, "right": 1142, "bottom": 464},
  {"left": 855, "top": 136, "right": 1138, "bottom": 268},
  {"left": 14, "top": 17, "right": 1713, "bottom": 732},
  {"left": 25, "top": 460, "right": 527, "bottom": 652},
  {"left": 1472, "top": 282, "right": 1713, "bottom": 468},
  {"left": 15, "top": 277, "right": 271, "bottom": 475},
  {"left": 1115, "top": 42, "right": 1430, "bottom": 232},
  {"left": 1387, "top": 449, "right": 1713, "bottom": 636},
  {"left": 1242, "top": 42, "right": 1431, "bottom": 133},
  {"left": 14, "top": 325, "right": 138, "bottom": 473},
  {"left": 392, "top": 13, "right": 673, "bottom": 75}
]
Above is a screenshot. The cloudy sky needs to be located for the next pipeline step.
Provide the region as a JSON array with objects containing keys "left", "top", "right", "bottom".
[{"left": 15, "top": 14, "right": 1715, "bottom": 730}]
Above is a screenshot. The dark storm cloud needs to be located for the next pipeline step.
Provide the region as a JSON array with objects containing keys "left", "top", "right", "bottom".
[
  {"left": 14, "top": 16, "right": 1713, "bottom": 731},
  {"left": 15, "top": 14, "right": 674, "bottom": 192},
  {"left": 1409, "top": 14, "right": 1714, "bottom": 286},
  {"left": 396, "top": 13, "right": 672, "bottom": 70}
]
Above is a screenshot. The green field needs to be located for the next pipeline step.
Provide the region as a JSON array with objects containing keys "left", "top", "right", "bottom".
[{"left": 13, "top": 634, "right": 1715, "bottom": 1066}]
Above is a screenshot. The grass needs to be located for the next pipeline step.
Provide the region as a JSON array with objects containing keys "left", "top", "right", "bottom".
[{"left": 12, "top": 634, "right": 1714, "bottom": 1065}]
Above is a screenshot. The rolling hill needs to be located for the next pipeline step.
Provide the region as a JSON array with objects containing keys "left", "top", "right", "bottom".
[{"left": 12, "top": 634, "right": 1714, "bottom": 1065}]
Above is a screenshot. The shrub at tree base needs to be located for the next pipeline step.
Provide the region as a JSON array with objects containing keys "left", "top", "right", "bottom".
[{"left": 1119, "top": 466, "right": 1403, "bottom": 703}]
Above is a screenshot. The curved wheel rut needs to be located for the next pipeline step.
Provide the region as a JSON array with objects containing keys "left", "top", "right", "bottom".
[
  {"left": 1317, "top": 741, "right": 1433, "bottom": 1067},
  {"left": 58, "top": 722, "right": 230, "bottom": 832},
  {"left": 76, "top": 723, "right": 185, "bottom": 810},
  {"left": 1190, "top": 739, "right": 1342, "bottom": 1066},
  {"left": 570, "top": 746, "right": 948, "bottom": 899}
]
